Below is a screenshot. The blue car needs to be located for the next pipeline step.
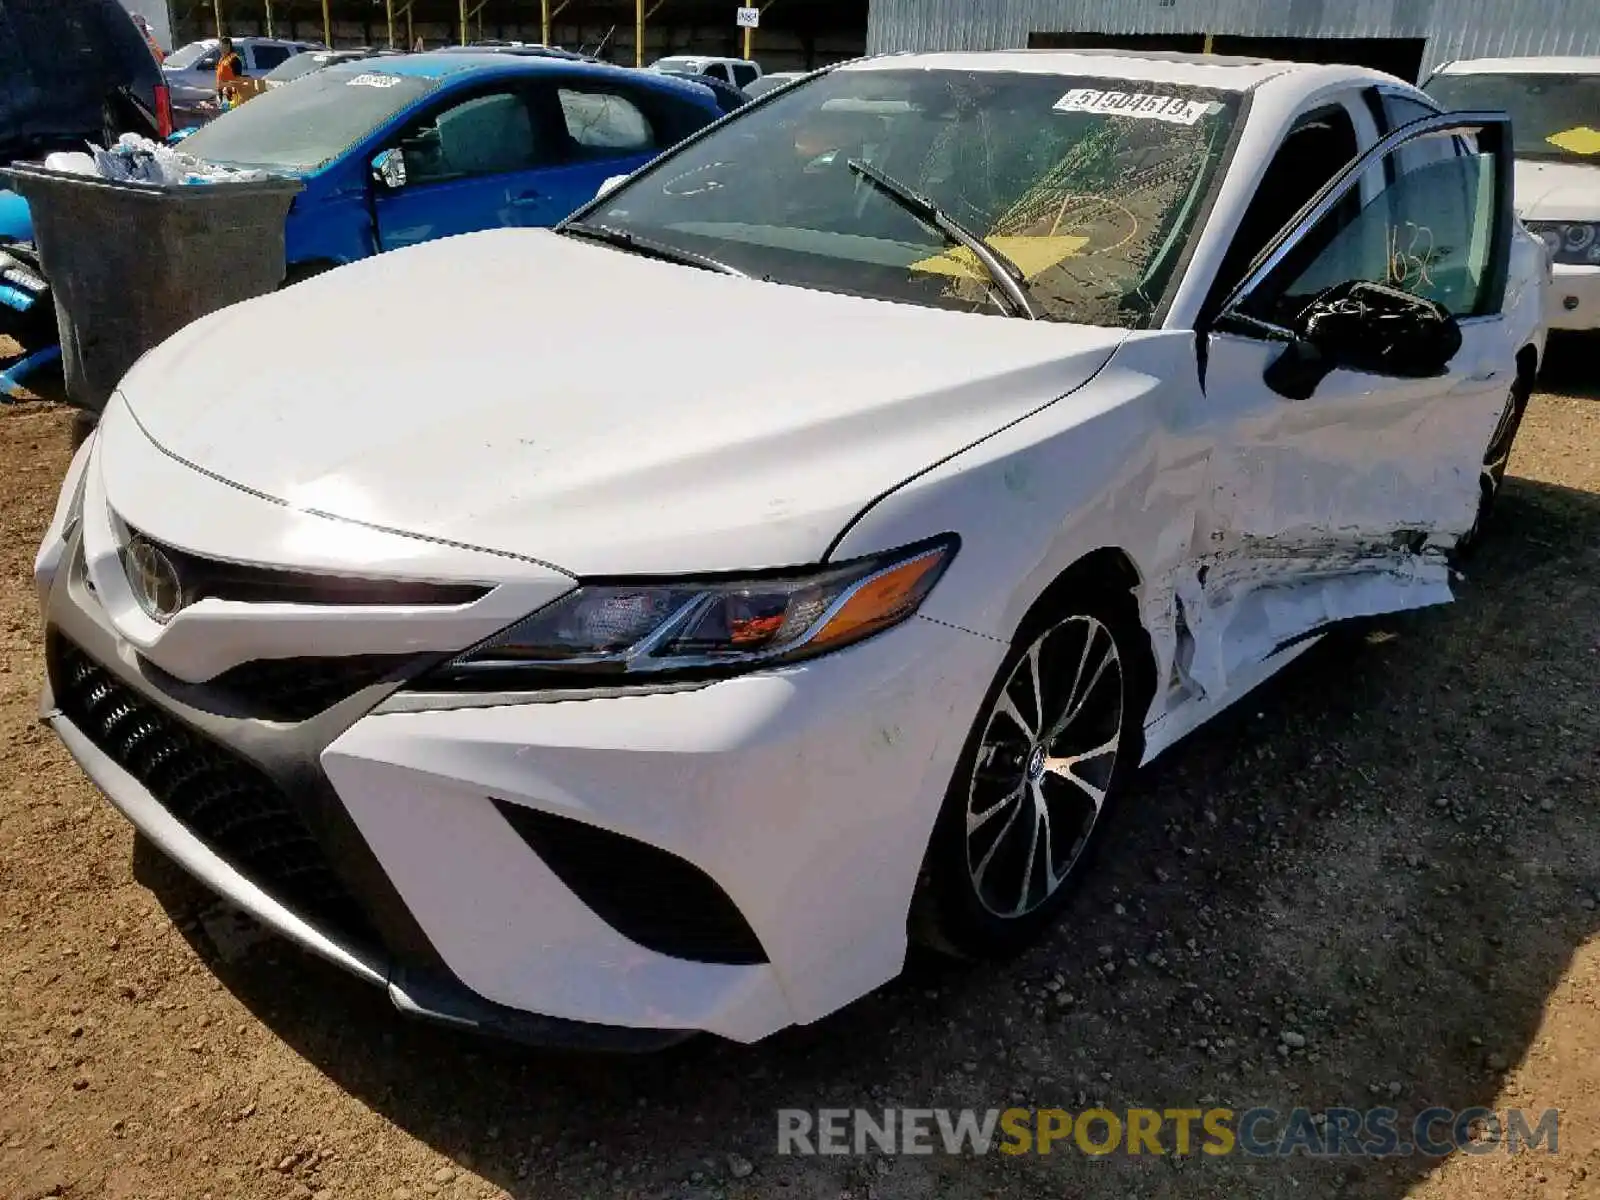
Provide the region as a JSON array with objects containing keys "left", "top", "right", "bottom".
[
  {"left": 179, "top": 51, "right": 726, "bottom": 279},
  {"left": 2, "top": 52, "right": 724, "bottom": 280}
]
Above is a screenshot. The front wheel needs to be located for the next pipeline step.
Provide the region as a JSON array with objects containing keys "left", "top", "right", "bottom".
[
  {"left": 913, "top": 593, "right": 1145, "bottom": 959},
  {"left": 1456, "top": 374, "right": 1531, "bottom": 557}
]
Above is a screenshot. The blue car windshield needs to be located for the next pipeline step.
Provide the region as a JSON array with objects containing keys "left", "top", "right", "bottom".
[{"left": 179, "top": 68, "right": 439, "bottom": 171}]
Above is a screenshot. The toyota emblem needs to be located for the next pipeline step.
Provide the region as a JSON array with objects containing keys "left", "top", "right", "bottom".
[{"left": 125, "top": 536, "right": 185, "bottom": 623}]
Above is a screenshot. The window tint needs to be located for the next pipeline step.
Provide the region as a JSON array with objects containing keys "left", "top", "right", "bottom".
[
  {"left": 404, "top": 90, "right": 547, "bottom": 184},
  {"left": 1240, "top": 127, "right": 1498, "bottom": 325},
  {"left": 1380, "top": 91, "right": 1439, "bottom": 132},
  {"left": 251, "top": 44, "right": 292, "bottom": 70},
  {"left": 558, "top": 88, "right": 655, "bottom": 154},
  {"left": 732, "top": 64, "right": 758, "bottom": 87}
]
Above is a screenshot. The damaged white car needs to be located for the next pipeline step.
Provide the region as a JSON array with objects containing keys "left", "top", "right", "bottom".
[{"left": 37, "top": 51, "right": 1545, "bottom": 1048}]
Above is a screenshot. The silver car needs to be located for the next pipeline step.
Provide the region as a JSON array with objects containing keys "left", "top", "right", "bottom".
[{"left": 162, "top": 36, "right": 322, "bottom": 111}]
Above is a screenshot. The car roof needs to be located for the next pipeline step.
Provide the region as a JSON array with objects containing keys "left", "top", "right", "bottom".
[
  {"left": 656, "top": 55, "right": 753, "bottom": 65},
  {"left": 1432, "top": 56, "right": 1600, "bottom": 75},
  {"left": 841, "top": 49, "right": 1353, "bottom": 91},
  {"left": 324, "top": 49, "right": 719, "bottom": 98}
]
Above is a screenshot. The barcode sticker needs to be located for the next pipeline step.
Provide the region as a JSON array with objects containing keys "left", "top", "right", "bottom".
[
  {"left": 1053, "top": 89, "right": 1215, "bottom": 125},
  {"left": 347, "top": 73, "right": 402, "bottom": 88}
]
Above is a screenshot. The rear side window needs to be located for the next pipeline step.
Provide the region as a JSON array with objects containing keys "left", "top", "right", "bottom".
[
  {"left": 557, "top": 88, "right": 655, "bottom": 154},
  {"left": 731, "top": 64, "right": 758, "bottom": 88},
  {"left": 704, "top": 63, "right": 731, "bottom": 83},
  {"left": 251, "top": 44, "right": 293, "bottom": 70}
]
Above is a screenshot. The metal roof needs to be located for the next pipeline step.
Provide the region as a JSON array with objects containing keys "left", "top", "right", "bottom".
[{"left": 866, "top": 0, "right": 1600, "bottom": 78}]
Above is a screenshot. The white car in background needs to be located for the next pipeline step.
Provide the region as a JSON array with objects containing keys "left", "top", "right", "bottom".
[
  {"left": 37, "top": 51, "right": 1545, "bottom": 1048},
  {"left": 650, "top": 54, "right": 762, "bottom": 89},
  {"left": 1427, "top": 56, "right": 1600, "bottom": 331}
]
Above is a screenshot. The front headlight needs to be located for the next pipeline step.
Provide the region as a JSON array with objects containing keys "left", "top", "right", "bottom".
[
  {"left": 417, "top": 536, "right": 958, "bottom": 691},
  {"left": 1525, "top": 220, "right": 1600, "bottom": 266}
]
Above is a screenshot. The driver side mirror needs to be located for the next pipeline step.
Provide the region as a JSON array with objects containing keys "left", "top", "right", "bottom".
[
  {"left": 1260, "top": 280, "right": 1463, "bottom": 401},
  {"left": 370, "top": 147, "right": 408, "bottom": 190}
]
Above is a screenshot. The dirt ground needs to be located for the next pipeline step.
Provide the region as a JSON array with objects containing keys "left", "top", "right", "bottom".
[{"left": 2, "top": 344, "right": 1599, "bottom": 1200}]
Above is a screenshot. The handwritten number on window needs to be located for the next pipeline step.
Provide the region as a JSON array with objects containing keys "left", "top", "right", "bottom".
[{"left": 1386, "top": 222, "right": 1435, "bottom": 291}]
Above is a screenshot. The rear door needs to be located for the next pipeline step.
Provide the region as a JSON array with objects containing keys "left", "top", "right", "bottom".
[
  {"left": 1189, "top": 114, "right": 1516, "bottom": 689},
  {"left": 514, "top": 80, "right": 672, "bottom": 220}
]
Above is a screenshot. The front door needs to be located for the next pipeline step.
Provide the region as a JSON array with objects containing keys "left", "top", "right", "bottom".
[
  {"left": 374, "top": 85, "right": 560, "bottom": 250},
  {"left": 1186, "top": 114, "right": 1516, "bottom": 693}
]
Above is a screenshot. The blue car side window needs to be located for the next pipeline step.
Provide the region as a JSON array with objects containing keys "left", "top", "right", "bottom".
[{"left": 405, "top": 91, "right": 546, "bottom": 185}]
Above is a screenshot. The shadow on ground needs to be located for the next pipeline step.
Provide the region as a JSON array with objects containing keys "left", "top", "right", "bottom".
[{"left": 137, "top": 471, "right": 1600, "bottom": 1199}]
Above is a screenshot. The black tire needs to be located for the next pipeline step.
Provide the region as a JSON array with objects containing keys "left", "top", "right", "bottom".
[
  {"left": 1456, "top": 368, "right": 1532, "bottom": 558},
  {"left": 912, "top": 585, "right": 1149, "bottom": 960}
]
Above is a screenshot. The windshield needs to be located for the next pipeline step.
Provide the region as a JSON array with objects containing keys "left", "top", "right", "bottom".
[
  {"left": 164, "top": 40, "right": 217, "bottom": 70},
  {"left": 179, "top": 67, "right": 437, "bottom": 171},
  {"left": 585, "top": 68, "right": 1241, "bottom": 326},
  {"left": 1426, "top": 72, "right": 1600, "bottom": 162}
]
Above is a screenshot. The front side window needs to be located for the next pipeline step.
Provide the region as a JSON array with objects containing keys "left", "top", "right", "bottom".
[
  {"left": 177, "top": 66, "right": 437, "bottom": 170},
  {"left": 1425, "top": 72, "right": 1600, "bottom": 162},
  {"left": 587, "top": 68, "right": 1243, "bottom": 327},
  {"left": 558, "top": 88, "right": 654, "bottom": 155},
  {"left": 401, "top": 89, "right": 547, "bottom": 185},
  {"left": 1239, "top": 125, "right": 1499, "bottom": 325}
]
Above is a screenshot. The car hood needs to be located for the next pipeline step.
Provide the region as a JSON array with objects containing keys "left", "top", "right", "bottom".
[
  {"left": 119, "top": 229, "right": 1126, "bottom": 576},
  {"left": 1514, "top": 158, "right": 1600, "bottom": 222}
]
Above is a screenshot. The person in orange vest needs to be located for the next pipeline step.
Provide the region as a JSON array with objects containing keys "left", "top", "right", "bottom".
[{"left": 215, "top": 38, "right": 245, "bottom": 93}]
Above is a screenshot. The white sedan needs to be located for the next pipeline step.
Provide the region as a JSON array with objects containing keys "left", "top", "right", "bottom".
[{"left": 37, "top": 50, "right": 1546, "bottom": 1048}]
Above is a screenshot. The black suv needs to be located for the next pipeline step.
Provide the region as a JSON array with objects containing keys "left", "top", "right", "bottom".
[{"left": 0, "top": 0, "right": 170, "bottom": 166}]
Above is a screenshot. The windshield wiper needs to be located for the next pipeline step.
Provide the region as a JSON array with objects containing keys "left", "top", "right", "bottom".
[
  {"left": 846, "top": 158, "right": 1039, "bottom": 320},
  {"left": 560, "top": 221, "right": 748, "bottom": 278}
]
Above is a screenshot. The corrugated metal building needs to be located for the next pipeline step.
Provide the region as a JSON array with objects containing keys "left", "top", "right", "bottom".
[{"left": 866, "top": 0, "right": 1600, "bottom": 81}]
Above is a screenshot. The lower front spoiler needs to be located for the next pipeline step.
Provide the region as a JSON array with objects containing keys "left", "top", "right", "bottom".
[{"left": 47, "top": 710, "right": 693, "bottom": 1053}]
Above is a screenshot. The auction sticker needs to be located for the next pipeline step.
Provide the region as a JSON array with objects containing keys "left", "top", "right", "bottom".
[
  {"left": 1053, "top": 88, "right": 1214, "bottom": 124},
  {"left": 347, "top": 73, "right": 402, "bottom": 88}
]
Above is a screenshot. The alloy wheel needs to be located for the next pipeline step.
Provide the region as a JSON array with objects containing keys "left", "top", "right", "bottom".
[{"left": 964, "top": 614, "right": 1124, "bottom": 919}]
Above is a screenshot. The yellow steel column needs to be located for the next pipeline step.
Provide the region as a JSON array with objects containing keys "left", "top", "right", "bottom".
[
  {"left": 460, "top": 0, "right": 468, "bottom": 44},
  {"left": 213, "top": 0, "right": 223, "bottom": 36},
  {"left": 322, "top": 0, "right": 332, "bottom": 44},
  {"left": 636, "top": 0, "right": 645, "bottom": 66},
  {"left": 264, "top": 0, "right": 273, "bottom": 38},
  {"left": 1202, "top": 32, "right": 1215, "bottom": 54},
  {"left": 542, "top": 0, "right": 551, "bottom": 45},
  {"left": 743, "top": 24, "right": 752, "bottom": 59},
  {"left": 386, "top": 0, "right": 395, "bottom": 47}
]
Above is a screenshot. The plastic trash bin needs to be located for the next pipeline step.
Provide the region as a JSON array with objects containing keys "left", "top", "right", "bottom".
[{"left": 0, "top": 164, "right": 303, "bottom": 413}]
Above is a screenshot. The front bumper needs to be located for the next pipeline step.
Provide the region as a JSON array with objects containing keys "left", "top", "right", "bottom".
[
  {"left": 1546, "top": 263, "right": 1600, "bottom": 332},
  {"left": 37, "top": 449, "right": 1002, "bottom": 1045}
]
